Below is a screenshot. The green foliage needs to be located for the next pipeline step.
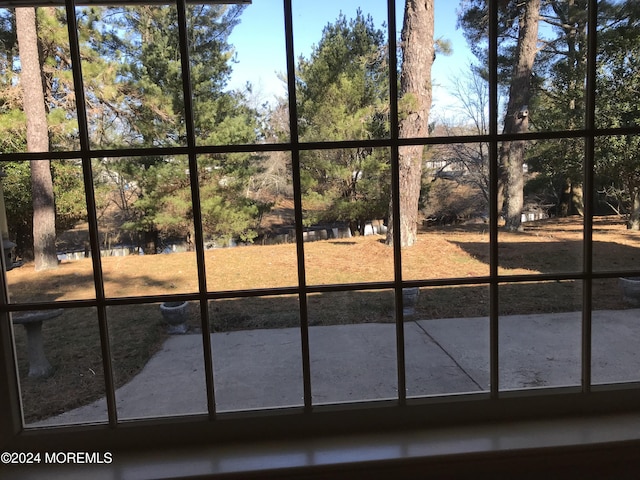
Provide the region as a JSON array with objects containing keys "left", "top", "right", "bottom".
[
  {"left": 460, "top": 0, "right": 640, "bottom": 224},
  {"left": 0, "top": 9, "right": 25, "bottom": 154},
  {"left": 2, "top": 162, "right": 32, "bottom": 257},
  {"left": 0, "top": 7, "right": 132, "bottom": 255},
  {"left": 1, "top": 5, "right": 268, "bottom": 251},
  {"left": 200, "top": 194, "right": 259, "bottom": 245},
  {"left": 458, "top": 0, "right": 527, "bottom": 86},
  {"left": 114, "top": 156, "right": 191, "bottom": 240},
  {"left": 524, "top": 1, "right": 588, "bottom": 214},
  {"left": 107, "top": 4, "right": 250, "bottom": 148},
  {"left": 2, "top": 160, "right": 87, "bottom": 258},
  {"left": 297, "top": 10, "right": 387, "bottom": 139},
  {"left": 0, "top": 110, "right": 26, "bottom": 153},
  {"left": 295, "top": 10, "right": 390, "bottom": 233},
  {"left": 197, "top": 152, "right": 270, "bottom": 244},
  {"left": 52, "top": 161, "right": 87, "bottom": 232},
  {"left": 595, "top": 1, "right": 640, "bottom": 226},
  {"left": 523, "top": 0, "right": 640, "bottom": 223},
  {"left": 95, "top": 5, "right": 266, "bottom": 248}
]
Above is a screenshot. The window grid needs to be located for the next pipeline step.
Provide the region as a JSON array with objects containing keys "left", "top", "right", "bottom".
[{"left": 2, "top": 0, "right": 640, "bottom": 449}]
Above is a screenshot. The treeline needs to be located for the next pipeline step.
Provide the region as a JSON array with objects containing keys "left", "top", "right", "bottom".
[
  {"left": 1, "top": 1, "right": 640, "bottom": 261},
  {"left": 449, "top": 0, "right": 640, "bottom": 230},
  {"left": 1, "top": 4, "right": 270, "bottom": 257}
]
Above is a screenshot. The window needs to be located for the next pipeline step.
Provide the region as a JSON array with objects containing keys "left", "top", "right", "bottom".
[{"left": 2, "top": 0, "right": 640, "bottom": 453}]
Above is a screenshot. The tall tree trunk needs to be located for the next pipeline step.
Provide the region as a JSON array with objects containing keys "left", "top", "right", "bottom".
[
  {"left": 559, "top": 176, "right": 572, "bottom": 216},
  {"left": 16, "top": 7, "right": 57, "bottom": 270},
  {"left": 572, "top": 183, "right": 584, "bottom": 216},
  {"left": 499, "top": 0, "right": 541, "bottom": 232},
  {"left": 387, "top": 0, "right": 434, "bottom": 247},
  {"left": 629, "top": 186, "right": 640, "bottom": 231}
]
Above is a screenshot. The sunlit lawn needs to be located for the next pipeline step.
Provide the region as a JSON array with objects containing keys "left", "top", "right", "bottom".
[{"left": 7, "top": 216, "right": 639, "bottom": 422}]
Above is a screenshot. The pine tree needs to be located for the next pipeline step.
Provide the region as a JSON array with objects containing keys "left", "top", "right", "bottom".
[
  {"left": 15, "top": 7, "right": 57, "bottom": 271},
  {"left": 98, "top": 4, "right": 263, "bottom": 249},
  {"left": 296, "top": 10, "right": 390, "bottom": 235},
  {"left": 387, "top": 0, "right": 435, "bottom": 246}
]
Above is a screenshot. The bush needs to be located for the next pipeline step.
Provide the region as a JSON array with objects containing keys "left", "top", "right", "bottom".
[{"left": 422, "top": 179, "right": 486, "bottom": 225}]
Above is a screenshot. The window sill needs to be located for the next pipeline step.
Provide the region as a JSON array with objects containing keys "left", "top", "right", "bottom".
[{"left": 3, "top": 410, "right": 640, "bottom": 479}]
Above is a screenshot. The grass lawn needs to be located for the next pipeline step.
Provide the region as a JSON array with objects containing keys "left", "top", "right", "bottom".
[{"left": 7, "top": 215, "right": 640, "bottom": 422}]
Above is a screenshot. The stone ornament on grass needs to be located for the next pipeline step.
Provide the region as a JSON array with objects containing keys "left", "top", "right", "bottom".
[
  {"left": 160, "top": 301, "right": 189, "bottom": 334},
  {"left": 619, "top": 277, "right": 640, "bottom": 307},
  {"left": 12, "top": 309, "right": 63, "bottom": 378}
]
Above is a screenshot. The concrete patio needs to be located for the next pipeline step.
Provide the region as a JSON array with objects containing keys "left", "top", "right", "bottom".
[{"left": 32, "top": 308, "right": 640, "bottom": 426}]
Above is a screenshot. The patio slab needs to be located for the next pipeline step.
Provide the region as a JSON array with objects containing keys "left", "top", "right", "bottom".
[
  {"left": 419, "top": 309, "right": 640, "bottom": 390},
  {"left": 31, "top": 309, "right": 640, "bottom": 426}
]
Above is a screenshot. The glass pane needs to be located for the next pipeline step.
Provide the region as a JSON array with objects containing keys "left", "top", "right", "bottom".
[
  {"left": 403, "top": 141, "right": 490, "bottom": 281},
  {"left": 109, "top": 302, "right": 207, "bottom": 420},
  {"left": 592, "top": 278, "right": 640, "bottom": 385},
  {"left": 197, "top": 0, "right": 288, "bottom": 145},
  {"left": 596, "top": 4, "right": 640, "bottom": 129},
  {"left": 200, "top": 152, "right": 298, "bottom": 291},
  {"left": 308, "top": 289, "right": 397, "bottom": 404},
  {"left": 406, "top": 285, "right": 490, "bottom": 397},
  {"left": 498, "top": 139, "right": 584, "bottom": 275},
  {"left": 594, "top": 134, "right": 640, "bottom": 271},
  {"left": 533, "top": 2, "right": 588, "bottom": 132},
  {"left": 93, "top": 155, "right": 199, "bottom": 298},
  {"left": 300, "top": 147, "right": 392, "bottom": 285},
  {"left": 0, "top": 7, "right": 80, "bottom": 153},
  {"left": 293, "top": 0, "right": 390, "bottom": 142},
  {"left": 81, "top": 5, "right": 186, "bottom": 149},
  {"left": 498, "top": 224, "right": 583, "bottom": 275},
  {"left": 593, "top": 216, "right": 640, "bottom": 274},
  {"left": 524, "top": 137, "right": 585, "bottom": 220},
  {"left": 5, "top": 159, "right": 95, "bottom": 303},
  {"left": 396, "top": 0, "right": 480, "bottom": 136},
  {"left": 431, "top": 70, "right": 490, "bottom": 138},
  {"left": 211, "top": 294, "right": 303, "bottom": 412},
  {"left": 499, "top": 281, "right": 582, "bottom": 391},
  {"left": 15, "top": 307, "right": 107, "bottom": 427}
]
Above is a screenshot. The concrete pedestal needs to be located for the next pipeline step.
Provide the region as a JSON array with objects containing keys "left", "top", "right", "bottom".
[{"left": 12, "top": 309, "right": 64, "bottom": 377}]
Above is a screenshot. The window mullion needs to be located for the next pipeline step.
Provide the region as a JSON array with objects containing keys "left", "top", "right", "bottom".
[
  {"left": 488, "top": 0, "right": 500, "bottom": 398},
  {"left": 65, "top": 0, "right": 118, "bottom": 426},
  {"left": 581, "top": 0, "right": 599, "bottom": 394},
  {"left": 175, "top": 0, "right": 217, "bottom": 418},
  {"left": 387, "top": 0, "right": 405, "bottom": 406},
  {"left": 283, "top": 0, "right": 312, "bottom": 411}
]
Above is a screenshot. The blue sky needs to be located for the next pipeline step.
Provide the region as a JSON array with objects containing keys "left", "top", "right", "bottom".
[{"left": 227, "top": 0, "right": 475, "bottom": 116}]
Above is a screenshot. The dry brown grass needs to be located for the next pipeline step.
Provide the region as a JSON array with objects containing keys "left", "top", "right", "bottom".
[
  {"left": 9, "top": 215, "right": 640, "bottom": 302},
  {"left": 7, "top": 215, "right": 640, "bottom": 422}
]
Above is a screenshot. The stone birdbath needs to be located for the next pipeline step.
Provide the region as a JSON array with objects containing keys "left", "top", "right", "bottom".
[
  {"left": 160, "top": 301, "right": 189, "bottom": 334},
  {"left": 12, "top": 309, "right": 63, "bottom": 378},
  {"left": 619, "top": 277, "right": 640, "bottom": 307}
]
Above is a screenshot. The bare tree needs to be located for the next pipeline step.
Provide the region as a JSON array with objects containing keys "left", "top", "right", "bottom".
[
  {"left": 446, "top": 66, "right": 492, "bottom": 204},
  {"left": 16, "top": 7, "right": 57, "bottom": 270},
  {"left": 387, "top": 0, "right": 435, "bottom": 247}
]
